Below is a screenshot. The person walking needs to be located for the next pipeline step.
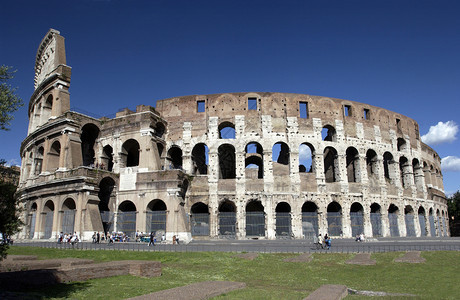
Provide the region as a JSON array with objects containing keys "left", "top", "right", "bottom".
[
  {"left": 317, "top": 233, "right": 324, "bottom": 249},
  {"left": 149, "top": 231, "right": 155, "bottom": 246},
  {"left": 96, "top": 232, "right": 100, "bottom": 244}
]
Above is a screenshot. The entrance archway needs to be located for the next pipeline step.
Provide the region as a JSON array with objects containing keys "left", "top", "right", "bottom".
[
  {"left": 327, "top": 201, "right": 342, "bottom": 236},
  {"left": 275, "top": 202, "right": 291, "bottom": 238},
  {"left": 190, "top": 202, "right": 209, "bottom": 236},
  {"left": 302, "top": 201, "right": 318, "bottom": 238},
  {"left": 218, "top": 200, "right": 236, "bottom": 237},
  {"left": 246, "top": 200, "right": 265, "bottom": 237},
  {"left": 146, "top": 200, "right": 167, "bottom": 235}
]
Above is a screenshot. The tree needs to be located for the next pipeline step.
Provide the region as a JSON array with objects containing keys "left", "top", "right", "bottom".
[
  {"left": 0, "top": 65, "right": 23, "bottom": 130},
  {"left": 448, "top": 191, "right": 460, "bottom": 236},
  {"left": 0, "top": 159, "right": 23, "bottom": 260}
]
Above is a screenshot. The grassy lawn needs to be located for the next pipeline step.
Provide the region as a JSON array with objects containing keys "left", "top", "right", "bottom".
[{"left": 5, "top": 247, "right": 460, "bottom": 299}]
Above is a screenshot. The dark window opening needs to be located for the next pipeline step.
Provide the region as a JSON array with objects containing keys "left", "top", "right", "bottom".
[
  {"left": 344, "top": 105, "right": 352, "bottom": 117},
  {"left": 364, "top": 109, "right": 370, "bottom": 120},
  {"left": 218, "top": 144, "right": 236, "bottom": 179}
]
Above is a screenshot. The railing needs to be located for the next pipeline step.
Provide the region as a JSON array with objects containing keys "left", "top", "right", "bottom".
[{"left": 16, "top": 241, "right": 460, "bottom": 253}]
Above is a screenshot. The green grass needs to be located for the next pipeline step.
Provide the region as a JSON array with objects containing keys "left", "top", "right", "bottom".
[{"left": 5, "top": 247, "right": 460, "bottom": 299}]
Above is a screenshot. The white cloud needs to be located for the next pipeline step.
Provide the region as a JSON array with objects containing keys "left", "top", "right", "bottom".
[
  {"left": 421, "top": 121, "right": 458, "bottom": 145},
  {"left": 299, "top": 144, "right": 312, "bottom": 162},
  {"left": 3, "top": 158, "right": 20, "bottom": 167},
  {"left": 441, "top": 156, "right": 460, "bottom": 172}
]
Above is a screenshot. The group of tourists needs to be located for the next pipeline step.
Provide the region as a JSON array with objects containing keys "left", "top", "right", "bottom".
[
  {"left": 57, "top": 232, "right": 79, "bottom": 245},
  {"left": 313, "top": 233, "right": 332, "bottom": 250},
  {"left": 355, "top": 233, "right": 366, "bottom": 242}
]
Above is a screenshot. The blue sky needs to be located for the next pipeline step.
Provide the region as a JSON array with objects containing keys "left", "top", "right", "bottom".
[{"left": 1, "top": 0, "right": 459, "bottom": 194}]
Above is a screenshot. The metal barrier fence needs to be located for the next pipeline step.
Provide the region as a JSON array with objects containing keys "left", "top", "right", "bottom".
[
  {"left": 302, "top": 212, "right": 318, "bottom": 238},
  {"left": 275, "top": 213, "right": 291, "bottom": 238},
  {"left": 327, "top": 212, "right": 342, "bottom": 236},
  {"left": 61, "top": 210, "right": 76, "bottom": 234},
  {"left": 370, "top": 213, "right": 382, "bottom": 237},
  {"left": 17, "top": 241, "right": 460, "bottom": 254},
  {"left": 350, "top": 212, "right": 364, "bottom": 237},
  {"left": 388, "top": 213, "right": 399, "bottom": 237},
  {"left": 44, "top": 212, "right": 54, "bottom": 239},
  {"left": 405, "top": 214, "right": 416, "bottom": 237}
]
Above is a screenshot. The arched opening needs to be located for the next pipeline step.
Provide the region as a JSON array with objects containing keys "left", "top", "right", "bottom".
[
  {"left": 146, "top": 199, "right": 167, "bottom": 236},
  {"left": 299, "top": 143, "right": 314, "bottom": 173},
  {"left": 102, "top": 145, "right": 114, "bottom": 171},
  {"left": 302, "top": 201, "right": 319, "bottom": 237},
  {"left": 441, "top": 210, "right": 447, "bottom": 236},
  {"left": 81, "top": 123, "right": 100, "bottom": 167},
  {"left": 350, "top": 202, "right": 364, "bottom": 237},
  {"left": 418, "top": 206, "right": 427, "bottom": 236},
  {"left": 412, "top": 158, "right": 423, "bottom": 191},
  {"left": 397, "top": 138, "right": 407, "bottom": 151},
  {"left": 34, "top": 147, "right": 44, "bottom": 175},
  {"left": 272, "top": 142, "right": 290, "bottom": 176},
  {"left": 47, "top": 140, "right": 61, "bottom": 171},
  {"left": 218, "top": 122, "right": 235, "bottom": 139},
  {"left": 327, "top": 201, "right": 342, "bottom": 236},
  {"left": 275, "top": 202, "right": 291, "bottom": 238},
  {"left": 29, "top": 202, "right": 38, "bottom": 239},
  {"left": 218, "top": 144, "right": 236, "bottom": 179},
  {"left": 61, "top": 198, "right": 76, "bottom": 234},
  {"left": 99, "top": 177, "right": 115, "bottom": 233},
  {"left": 370, "top": 203, "right": 382, "bottom": 237},
  {"left": 154, "top": 122, "right": 165, "bottom": 138},
  {"left": 436, "top": 209, "right": 442, "bottom": 236},
  {"left": 42, "top": 200, "right": 55, "bottom": 239},
  {"left": 429, "top": 208, "right": 436, "bottom": 237},
  {"left": 192, "top": 143, "right": 209, "bottom": 175},
  {"left": 324, "top": 147, "right": 338, "bottom": 183},
  {"left": 168, "top": 146, "right": 183, "bottom": 169},
  {"left": 121, "top": 139, "right": 140, "bottom": 167},
  {"left": 218, "top": 200, "right": 236, "bottom": 237},
  {"left": 117, "top": 200, "right": 137, "bottom": 238},
  {"left": 346, "top": 147, "right": 360, "bottom": 182},
  {"left": 404, "top": 205, "right": 416, "bottom": 236},
  {"left": 366, "top": 149, "right": 378, "bottom": 180},
  {"left": 245, "top": 142, "right": 263, "bottom": 179},
  {"left": 383, "top": 152, "right": 394, "bottom": 181},
  {"left": 388, "top": 204, "right": 400, "bottom": 237},
  {"left": 399, "top": 156, "right": 410, "bottom": 189},
  {"left": 190, "top": 202, "right": 210, "bottom": 236},
  {"left": 246, "top": 200, "right": 265, "bottom": 237},
  {"left": 42, "top": 94, "right": 53, "bottom": 122},
  {"left": 321, "top": 125, "right": 336, "bottom": 142}
]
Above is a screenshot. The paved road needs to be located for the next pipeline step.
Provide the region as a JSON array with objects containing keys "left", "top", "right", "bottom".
[{"left": 14, "top": 237, "right": 460, "bottom": 253}]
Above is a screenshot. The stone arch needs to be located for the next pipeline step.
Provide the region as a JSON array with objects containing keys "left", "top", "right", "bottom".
[
  {"left": 321, "top": 125, "right": 336, "bottom": 142},
  {"left": 146, "top": 199, "right": 167, "bottom": 235},
  {"left": 218, "top": 200, "right": 236, "bottom": 236},
  {"left": 428, "top": 207, "right": 437, "bottom": 236},
  {"left": 346, "top": 147, "right": 360, "bottom": 182},
  {"left": 29, "top": 202, "right": 38, "bottom": 239},
  {"left": 366, "top": 149, "right": 378, "bottom": 179},
  {"left": 47, "top": 140, "right": 61, "bottom": 171},
  {"left": 42, "top": 94, "right": 53, "bottom": 121},
  {"left": 350, "top": 202, "right": 364, "bottom": 236},
  {"left": 245, "top": 142, "right": 263, "bottom": 179},
  {"left": 404, "top": 205, "right": 416, "bottom": 236},
  {"left": 61, "top": 198, "right": 76, "bottom": 234},
  {"left": 168, "top": 145, "right": 183, "bottom": 169},
  {"left": 272, "top": 142, "right": 290, "bottom": 176},
  {"left": 121, "top": 139, "right": 140, "bottom": 167},
  {"left": 399, "top": 156, "right": 410, "bottom": 189},
  {"left": 418, "top": 206, "right": 427, "bottom": 236},
  {"left": 218, "top": 121, "right": 235, "bottom": 139},
  {"left": 327, "top": 201, "right": 342, "bottom": 236},
  {"left": 370, "top": 203, "right": 382, "bottom": 237},
  {"left": 34, "top": 146, "right": 44, "bottom": 175},
  {"left": 42, "top": 200, "right": 55, "bottom": 239},
  {"left": 324, "top": 147, "right": 338, "bottom": 183},
  {"left": 117, "top": 200, "right": 137, "bottom": 237},
  {"left": 192, "top": 143, "right": 209, "bottom": 175},
  {"left": 299, "top": 143, "right": 314, "bottom": 173},
  {"left": 102, "top": 145, "right": 114, "bottom": 171},
  {"left": 302, "top": 201, "right": 319, "bottom": 237},
  {"left": 154, "top": 122, "right": 166, "bottom": 138},
  {"left": 388, "top": 204, "right": 400, "bottom": 237},
  {"left": 412, "top": 158, "right": 423, "bottom": 191},
  {"left": 246, "top": 200, "right": 265, "bottom": 237},
  {"left": 397, "top": 138, "right": 407, "bottom": 151},
  {"left": 275, "top": 202, "right": 292, "bottom": 238},
  {"left": 80, "top": 123, "right": 100, "bottom": 167},
  {"left": 190, "top": 202, "right": 210, "bottom": 236},
  {"left": 218, "top": 144, "right": 236, "bottom": 179},
  {"left": 383, "top": 152, "right": 395, "bottom": 181}
]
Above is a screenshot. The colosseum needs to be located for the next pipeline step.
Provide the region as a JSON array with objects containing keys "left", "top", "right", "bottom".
[{"left": 17, "top": 29, "right": 450, "bottom": 242}]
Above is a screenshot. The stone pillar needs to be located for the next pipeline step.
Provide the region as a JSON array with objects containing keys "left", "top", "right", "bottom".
[
  {"left": 266, "top": 196, "right": 275, "bottom": 239},
  {"left": 363, "top": 204, "right": 372, "bottom": 238}
]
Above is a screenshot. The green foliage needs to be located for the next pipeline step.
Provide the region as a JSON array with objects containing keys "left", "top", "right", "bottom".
[
  {"left": 0, "top": 65, "right": 23, "bottom": 130},
  {"left": 5, "top": 248, "right": 460, "bottom": 299},
  {"left": 0, "top": 179, "right": 23, "bottom": 259},
  {"left": 448, "top": 191, "right": 460, "bottom": 236}
]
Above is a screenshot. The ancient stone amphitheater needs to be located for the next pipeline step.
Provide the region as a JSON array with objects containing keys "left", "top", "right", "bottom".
[{"left": 17, "top": 29, "right": 449, "bottom": 242}]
